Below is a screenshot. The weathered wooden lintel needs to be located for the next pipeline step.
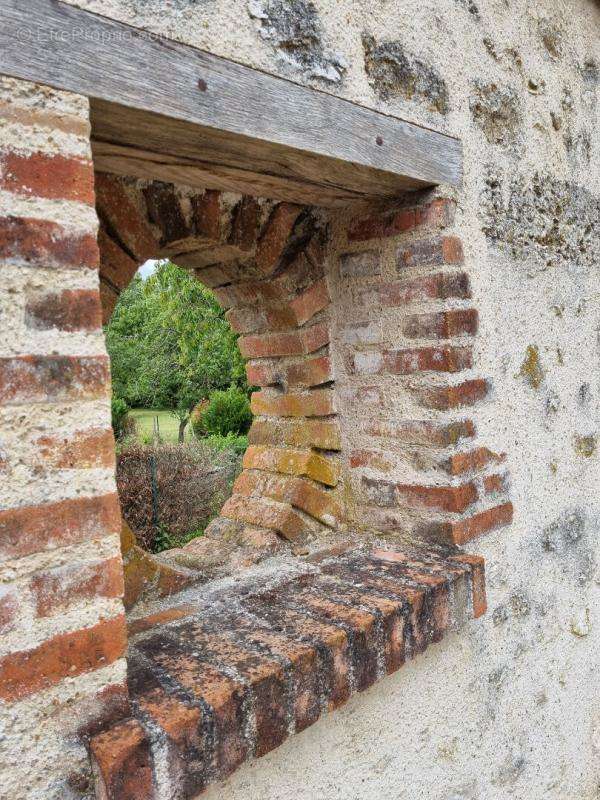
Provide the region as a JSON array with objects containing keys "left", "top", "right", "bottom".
[{"left": 0, "top": 0, "right": 462, "bottom": 206}]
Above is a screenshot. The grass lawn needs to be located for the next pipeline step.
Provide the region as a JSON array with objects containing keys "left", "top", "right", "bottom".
[{"left": 127, "top": 408, "right": 193, "bottom": 443}]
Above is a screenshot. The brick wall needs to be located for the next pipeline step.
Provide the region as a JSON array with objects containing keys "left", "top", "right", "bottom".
[
  {"left": 96, "top": 176, "right": 343, "bottom": 560},
  {"left": 331, "top": 193, "right": 513, "bottom": 546},
  {"left": 0, "top": 77, "right": 128, "bottom": 798}
]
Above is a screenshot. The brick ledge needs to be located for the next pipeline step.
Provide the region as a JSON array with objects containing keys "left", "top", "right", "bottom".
[{"left": 89, "top": 543, "right": 485, "bottom": 799}]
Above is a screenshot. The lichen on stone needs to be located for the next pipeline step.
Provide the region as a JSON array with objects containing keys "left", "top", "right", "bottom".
[
  {"left": 469, "top": 82, "right": 522, "bottom": 146},
  {"left": 247, "top": 0, "right": 347, "bottom": 83},
  {"left": 362, "top": 34, "right": 449, "bottom": 114},
  {"left": 517, "top": 345, "right": 544, "bottom": 390},
  {"left": 480, "top": 169, "right": 600, "bottom": 272},
  {"left": 573, "top": 434, "right": 596, "bottom": 458}
]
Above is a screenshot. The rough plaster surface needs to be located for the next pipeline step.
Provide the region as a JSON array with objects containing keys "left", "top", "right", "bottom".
[{"left": 8, "top": 0, "right": 600, "bottom": 797}]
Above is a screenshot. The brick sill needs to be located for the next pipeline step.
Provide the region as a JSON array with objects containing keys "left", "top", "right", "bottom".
[{"left": 90, "top": 543, "right": 485, "bottom": 799}]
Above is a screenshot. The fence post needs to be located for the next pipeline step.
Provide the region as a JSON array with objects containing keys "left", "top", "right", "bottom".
[{"left": 149, "top": 454, "right": 159, "bottom": 535}]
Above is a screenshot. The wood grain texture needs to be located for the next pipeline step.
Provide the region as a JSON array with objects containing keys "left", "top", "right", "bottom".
[{"left": 0, "top": 0, "right": 462, "bottom": 204}]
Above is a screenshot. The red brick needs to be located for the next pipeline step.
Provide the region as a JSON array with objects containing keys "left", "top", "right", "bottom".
[
  {"left": 0, "top": 354, "right": 110, "bottom": 405},
  {"left": 347, "top": 207, "right": 416, "bottom": 241},
  {"left": 443, "top": 446, "right": 505, "bottom": 476},
  {"left": 136, "top": 635, "right": 248, "bottom": 779},
  {"left": 127, "top": 605, "right": 198, "bottom": 637},
  {"left": 176, "top": 620, "right": 290, "bottom": 758},
  {"left": 0, "top": 492, "right": 121, "bottom": 560},
  {"left": 90, "top": 718, "right": 153, "bottom": 800},
  {"left": 95, "top": 173, "right": 157, "bottom": 261},
  {"left": 289, "top": 278, "right": 330, "bottom": 325},
  {"left": 0, "top": 215, "right": 99, "bottom": 269},
  {"left": 483, "top": 473, "right": 507, "bottom": 495},
  {"left": 398, "top": 236, "right": 464, "bottom": 269},
  {"left": 239, "top": 323, "right": 329, "bottom": 359},
  {"left": 242, "top": 594, "right": 352, "bottom": 710},
  {"left": 31, "top": 556, "right": 124, "bottom": 617},
  {"left": 35, "top": 427, "right": 115, "bottom": 469},
  {"left": 0, "top": 614, "right": 127, "bottom": 701},
  {"left": 395, "top": 482, "right": 478, "bottom": 513},
  {"left": 191, "top": 189, "right": 222, "bottom": 240},
  {"left": 286, "top": 354, "right": 333, "bottom": 387},
  {"left": 365, "top": 418, "right": 475, "bottom": 447},
  {"left": 413, "top": 378, "right": 489, "bottom": 410},
  {"left": 24, "top": 288, "right": 102, "bottom": 332},
  {"left": 287, "top": 580, "right": 381, "bottom": 690},
  {"left": 350, "top": 449, "right": 393, "bottom": 471},
  {"left": 251, "top": 389, "right": 335, "bottom": 418},
  {"left": 97, "top": 229, "right": 139, "bottom": 291},
  {"left": 228, "top": 195, "right": 260, "bottom": 251},
  {"left": 383, "top": 346, "right": 472, "bottom": 374},
  {"left": 255, "top": 203, "right": 302, "bottom": 275},
  {"left": 447, "top": 553, "right": 487, "bottom": 617},
  {"left": 136, "top": 686, "right": 206, "bottom": 796},
  {"left": 425, "top": 502, "right": 514, "bottom": 545},
  {"left": 347, "top": 199, "right": 455, "bottom": 242},
  {"left": 0, "top": 152, "right": 94, "bottom": 205},
  {"left": 403, "top": 309, "right": 478, "bottom": 339},
  {"left": 414, "top": 198, "right": 456, "bottom": 228},
  {"left": 358, "top": 272, "right": 471, "bottom": 308},
  {"left": 0, "top": 587, "right": 18, "bottom": 635}
]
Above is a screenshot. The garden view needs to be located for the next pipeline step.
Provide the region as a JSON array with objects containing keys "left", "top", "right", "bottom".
[{"left": 106, "top": 260, "right": 252, "bottom": 554}]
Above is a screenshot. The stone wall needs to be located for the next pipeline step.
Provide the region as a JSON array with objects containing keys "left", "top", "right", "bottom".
[
  {"left": 59, "top": 0, "right": 600, "bottom": 796},
  {"left": 0, "top": 77, "right": 128, "bottom": 799},
  {"left": 2, "top": 0, "right": 600, "bottom": 797}
]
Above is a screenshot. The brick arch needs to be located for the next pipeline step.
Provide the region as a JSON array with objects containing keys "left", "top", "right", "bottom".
[{"left": 96, "top": 173, "right": 343, "bottom": 567}]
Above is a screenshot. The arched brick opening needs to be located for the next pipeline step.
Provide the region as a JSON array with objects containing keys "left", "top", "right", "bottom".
[{"left": 96, "top": 173, "right": 343, "bottom": 581}]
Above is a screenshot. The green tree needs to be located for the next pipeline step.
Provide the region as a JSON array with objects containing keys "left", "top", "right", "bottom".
[{"left": 106, "top": 261, "right": 246, "bottom": 441}]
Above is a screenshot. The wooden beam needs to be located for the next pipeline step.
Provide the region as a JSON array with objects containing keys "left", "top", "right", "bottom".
[{"left": 0, "top": 0, "right": 462, "bottom": 205}]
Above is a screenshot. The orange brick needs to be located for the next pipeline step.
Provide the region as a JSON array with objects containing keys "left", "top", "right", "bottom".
[
  {"left": 289, "top": 278, "right": 330, "bottom": 325},
  {"left": 426, "top": 502, "right": 514, "bottom": 545},
  {"left": 0, "top": 493, "right": 121, "bottom": 560},
  {"left": 221, "top": 493, "right": 306, "bottom": 540},
  {"left": 239, "top": 323, "right": 329, "bottom": 359},
  {"left": 0, "top": 152, "right": 94, "bottom": 205},
  {"left": 443, "top": 447, "right": 505, "bottom": 476},
  {"left": 249, "top": 418, "right": 341, "bottom": 450},
  {"left": 413, "top": 378, "right": 489, "bottom": 410},
  {"left": 286, "top": 355, "right": 333, "bottom": 388},
  {"left": 251, "top": 389, "right": 335, "bottom": 418},
  {"left": 243, "top": 445, "right": 339, "bottom": 486},
  {"left": 395, "top": 482, "right": 478, "bottom": 513},
  {"left": 35, "top": 427, "right": 115, "bottom": 469},
  {"left": 0, "top": 614, "right": 127, "bottom": 701},
  {"left": 31, "top": 556, "right": 124, "bottom": 617},
  {"left": 90, "top": 719, "right": 153, "bottom": 800},
  {"left": 234, "top": 470, "right": 341, "bottom": 527}
]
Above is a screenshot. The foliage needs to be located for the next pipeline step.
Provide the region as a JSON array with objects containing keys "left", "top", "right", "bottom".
[
  {"left": 105, "top": 261, "right": 246, "bottom": 441},
  {"left": 195, "top": 386, "right": 253, "bottom": 438},
  {"left": 110, "top": 397, "right": 129, "bottom": 439},
  {"left": 116, "top": 439, "right": 243, "bottom": 552},
  {"left": 204, "top": 433, "right": 249, "bottom": 455}
]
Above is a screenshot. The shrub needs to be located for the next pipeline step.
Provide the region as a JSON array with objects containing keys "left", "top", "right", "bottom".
[
  {"left": 194, "top": 386, "right": 252, "bottom": 438},
  {"left": 111, "top": 397, "right": 129, "bottom": 439},
  {"left": 116, "top": 439, "right": 243, "bottom": 551},
  {"left": 205, "top": 433, "right": 249, "bottom": 456}
]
